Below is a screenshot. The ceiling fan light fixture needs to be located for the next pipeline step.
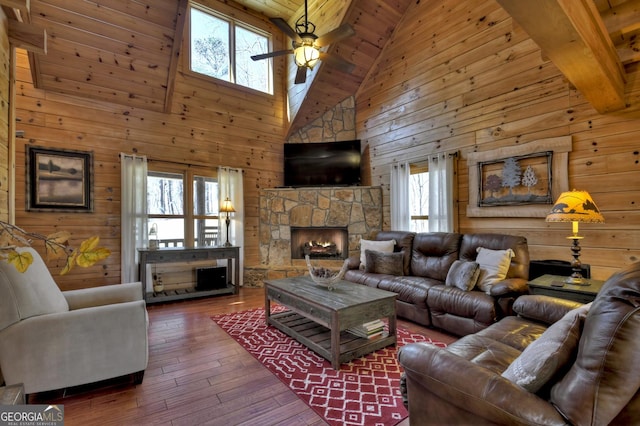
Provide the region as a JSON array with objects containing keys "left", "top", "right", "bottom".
[{"left": 294, "top": 44, "right": 320, "bottom": 69}]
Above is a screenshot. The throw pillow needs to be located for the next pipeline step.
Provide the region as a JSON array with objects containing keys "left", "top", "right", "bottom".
[
  {"left": 475, "top": 247, "right": 514, "bottom": 294},
  {"left": 359, "top": 239, "right": 396, "bottom": 270},
  {"left": 364, "top": 250, "right": 404, "bottom": 276},
  {"left": 502, "top": 304, "right": 589, "bottom": 392},
  {"left": 445, "top": 260, "right": 480, "bottom": 291}
]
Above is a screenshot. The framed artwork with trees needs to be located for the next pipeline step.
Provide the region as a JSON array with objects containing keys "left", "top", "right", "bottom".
[
  {"left": 466, "top": 136, "right": 571, "bottom": 217},
  {"left": 478, "top": 152, "right": 552, "bottom": 207}
]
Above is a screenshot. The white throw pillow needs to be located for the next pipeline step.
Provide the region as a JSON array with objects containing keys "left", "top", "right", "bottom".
[
  {"left": 359, "top": 239, "right": 395, "bottom": 270},
  {"left": 475, "top": 247, "right": 514, "bottom": 294}
]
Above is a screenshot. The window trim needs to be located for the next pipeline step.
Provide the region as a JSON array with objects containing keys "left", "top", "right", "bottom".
[{"left": 186, "top": 2, "right": 274, "bottom": 95}]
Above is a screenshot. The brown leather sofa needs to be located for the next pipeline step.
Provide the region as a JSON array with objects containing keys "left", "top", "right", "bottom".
[
  {"left": 398, "top": 260, "right": 640, "bottom": 425},
  {"left": 344, "top": 231, "right": 530, "bottom": 336}
]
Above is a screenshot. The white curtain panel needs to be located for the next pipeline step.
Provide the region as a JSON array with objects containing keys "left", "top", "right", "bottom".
[
  {"left": 218, "top": 166, "right": 244, "bottom": 286},
  {"left": 390, "top": 161, "right": 411, "bottom": 231},
  {"left": 428, "top": 153, "right": 455, "bottom": 232},
  {"left": 120, "top": 153, "right": 148, "bottom": 284}
]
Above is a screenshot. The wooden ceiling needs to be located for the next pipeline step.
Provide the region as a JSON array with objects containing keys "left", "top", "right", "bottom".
[{"left": 3, "top": 0, "right": 640, "bottom": 136}]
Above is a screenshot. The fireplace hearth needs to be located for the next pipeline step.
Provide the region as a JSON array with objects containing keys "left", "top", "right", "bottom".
[{"left": 291, "top": 227, "right": 348, "bottom": 260}]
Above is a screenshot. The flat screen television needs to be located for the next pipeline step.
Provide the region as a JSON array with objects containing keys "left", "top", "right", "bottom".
[{"left": 284, "top": 140, "right": 361, "bottom": 187}]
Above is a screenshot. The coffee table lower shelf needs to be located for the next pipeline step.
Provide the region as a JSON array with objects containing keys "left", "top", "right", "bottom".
[{"left": 268, "top": 310, "right": 396, "bottom": 368}]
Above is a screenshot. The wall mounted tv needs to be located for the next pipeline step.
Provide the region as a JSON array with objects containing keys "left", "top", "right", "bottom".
[{"left": 284, "top": 140, "right": 361, "bottom": 187}]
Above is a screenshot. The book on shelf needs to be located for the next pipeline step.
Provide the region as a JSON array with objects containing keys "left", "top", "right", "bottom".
[{"left": 347, "top": 319, "right": 385, "bottom": 339}]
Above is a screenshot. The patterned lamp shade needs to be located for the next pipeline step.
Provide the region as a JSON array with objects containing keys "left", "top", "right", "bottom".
[{"left": 546, "top": 190, "right": 604, "bottom": 224}]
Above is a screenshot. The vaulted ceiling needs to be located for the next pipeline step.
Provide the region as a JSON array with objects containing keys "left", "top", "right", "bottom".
[{"left": 3, "top": 0, "right": 640, "bottom": 137}]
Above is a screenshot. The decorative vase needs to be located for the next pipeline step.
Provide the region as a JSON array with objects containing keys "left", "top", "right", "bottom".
[{"left": 153, "top": 273, "right": 163, "bottom": 293}]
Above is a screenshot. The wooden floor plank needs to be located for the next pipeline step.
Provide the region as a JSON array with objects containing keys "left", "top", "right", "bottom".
[{"left": 27, "top": 286, "right": 457, "bottom": 425}]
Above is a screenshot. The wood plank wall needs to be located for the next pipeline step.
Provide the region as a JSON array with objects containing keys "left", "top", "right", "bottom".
[
  {"left": 356, "top": 0, "right": 640, "bottom": 280},
  {"left": 12, "top": 3, "right": 287, "bottom": 290},
  {"left": 0, "top": 9, "right": 9, "bottom": 222}
]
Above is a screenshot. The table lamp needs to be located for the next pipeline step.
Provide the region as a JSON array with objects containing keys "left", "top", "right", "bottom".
[
  {"left": 220, "top": 197, "right": 235, "bottom": 247},
  {"left": 545, "top": 189, "right": 604, "bottom": 285}
]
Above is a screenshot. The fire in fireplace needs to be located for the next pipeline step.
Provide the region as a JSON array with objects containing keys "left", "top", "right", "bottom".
[{"left": 290, "top": 227, "right": 348, "bottom": 260}]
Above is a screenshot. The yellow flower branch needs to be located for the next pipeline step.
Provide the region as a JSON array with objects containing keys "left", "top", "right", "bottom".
[{"left": 0, "top": 221, "right": 111, "bottom": 274}]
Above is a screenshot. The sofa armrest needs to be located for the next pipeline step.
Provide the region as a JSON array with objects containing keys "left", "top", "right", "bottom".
[
  {"left": 489, "top": 277, "right": 529, "bottom": 297},
  {"left": 346, "top": 255, "right": 361, "bottom": 270},
  {"left": 63, "top": 282, "right": 143, "bottom": 310},
  {"left": 398, "top": 342, "right": 568, "bottom": 425},
  {"left": 513, "top": 294, "right": 584, "bottom": 325}
]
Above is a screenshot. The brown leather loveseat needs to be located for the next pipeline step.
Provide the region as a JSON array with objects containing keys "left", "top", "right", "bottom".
[
  {"left": 344, "top": 231, "right": 530, "bottom": 336},
  {"left": 398, "top": 260, "right": 640, "bottom": 425}
]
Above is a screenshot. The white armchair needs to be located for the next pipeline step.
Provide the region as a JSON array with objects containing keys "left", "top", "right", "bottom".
[{"left": 0, "top": 248, "right": 148, "bottom": 395}]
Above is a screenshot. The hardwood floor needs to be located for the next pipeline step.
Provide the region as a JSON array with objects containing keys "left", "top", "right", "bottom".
[{"left": 28, "top": 287, "right": 457, "bottom": 425}]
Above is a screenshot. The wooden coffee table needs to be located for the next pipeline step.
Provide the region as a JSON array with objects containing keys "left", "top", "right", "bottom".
[{"left": 264, "top": 276, "right": 397, "bottom": 370}]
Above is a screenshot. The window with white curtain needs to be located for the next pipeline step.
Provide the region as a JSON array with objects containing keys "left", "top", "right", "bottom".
[{"left": 391, "top": 153, "right": 457, "bottom": 233}]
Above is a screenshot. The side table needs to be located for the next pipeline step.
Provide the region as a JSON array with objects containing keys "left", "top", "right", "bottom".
[
  {"left": 528, "top": 274, "right": 605, "bottom": 303},
  {"left": 0, "top": 383, "right": 25, "bottom": 405}
]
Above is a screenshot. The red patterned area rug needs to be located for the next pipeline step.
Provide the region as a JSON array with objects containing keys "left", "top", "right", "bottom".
[{"left": 211, "top": 307, "right": 446, "bottom": 426}]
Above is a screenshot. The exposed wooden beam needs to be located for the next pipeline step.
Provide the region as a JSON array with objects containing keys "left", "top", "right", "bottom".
[
  {"left": 8, "top": 20, "right": 46, "bottom": 54},
  {"left": 0, "top": 0, "right": 30, "bottom": 23},
  {"left": 496, "top": 0, "right": 626, "bottom": 114},
  {"left": 164, "top": 0, "right": 187, "bottom": 113}
]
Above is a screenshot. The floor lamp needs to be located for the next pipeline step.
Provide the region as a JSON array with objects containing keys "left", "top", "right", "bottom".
[
  {"left": 220, "top": 197, "right": 235, "bottom": 247},
  {"left": 546, "top": 189, "right": 604, "bottom": 285}
]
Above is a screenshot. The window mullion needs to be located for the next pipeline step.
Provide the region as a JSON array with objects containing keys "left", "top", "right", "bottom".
[
  {"left": 229, "top": 21, "right": 236, "bottom": 84},
  {"left": 184, "top": 170, "right": 195, "bottom": 247}
]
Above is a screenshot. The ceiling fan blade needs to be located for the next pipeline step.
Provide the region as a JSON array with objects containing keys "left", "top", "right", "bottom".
[
  {"left": 270, "top": 17, "right": 302, "bottom": 43},
  {"left": 251, "top": 50, "right": 293, "bottom": 61},
  {"left": 294, "top": 66, "right": 307, "bottom": 84},
  {"left": 319, "top": 52, "right": 355, "bottom": 74},
  {"left": 315, "top": 24, "right": 355, "bottom": 47}
]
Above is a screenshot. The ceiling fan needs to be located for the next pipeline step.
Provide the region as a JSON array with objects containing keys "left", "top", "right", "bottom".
[{"left": 250, "top": 0, "right": 356, "bottom": 84}]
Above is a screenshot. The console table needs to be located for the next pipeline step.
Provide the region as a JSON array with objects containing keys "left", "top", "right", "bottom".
[{"left": 139, "top": 246, "right": 240, "bottom": 303}]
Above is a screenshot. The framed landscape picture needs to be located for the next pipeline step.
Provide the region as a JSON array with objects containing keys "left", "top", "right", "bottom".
[
  {"left": 26, "top": 146, "right": 94, "bottom": 212},
  {"left": 466, "top": 136, "right": 572, "bottom": 217}
]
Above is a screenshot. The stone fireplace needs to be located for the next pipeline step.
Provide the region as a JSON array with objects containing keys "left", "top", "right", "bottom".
[
  {"left": 290, "top": 226, "right": 349, "bottom": 260},
  {"left": 245, "top": 186, "right": 383, "bottom": 285}
]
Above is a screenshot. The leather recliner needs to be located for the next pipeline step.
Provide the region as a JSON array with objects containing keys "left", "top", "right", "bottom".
[{"left": 398, "top": 260, "right": 640, "bottom": 425}]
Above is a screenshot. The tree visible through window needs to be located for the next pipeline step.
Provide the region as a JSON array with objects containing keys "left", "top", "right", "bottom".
[
  {"left": 147, "top": 169, "right": 219, "bottom": 248},
  {"left": 190, "top": 5, "right": 271, "bottom": 93},
  {"left": 410, "top": 163, "right": 429, "bottom": 232}
]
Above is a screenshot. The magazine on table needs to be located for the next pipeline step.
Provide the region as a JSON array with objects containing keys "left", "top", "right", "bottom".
[{"left": 347, "top": 319, "right": 385, "bottom": 338}]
